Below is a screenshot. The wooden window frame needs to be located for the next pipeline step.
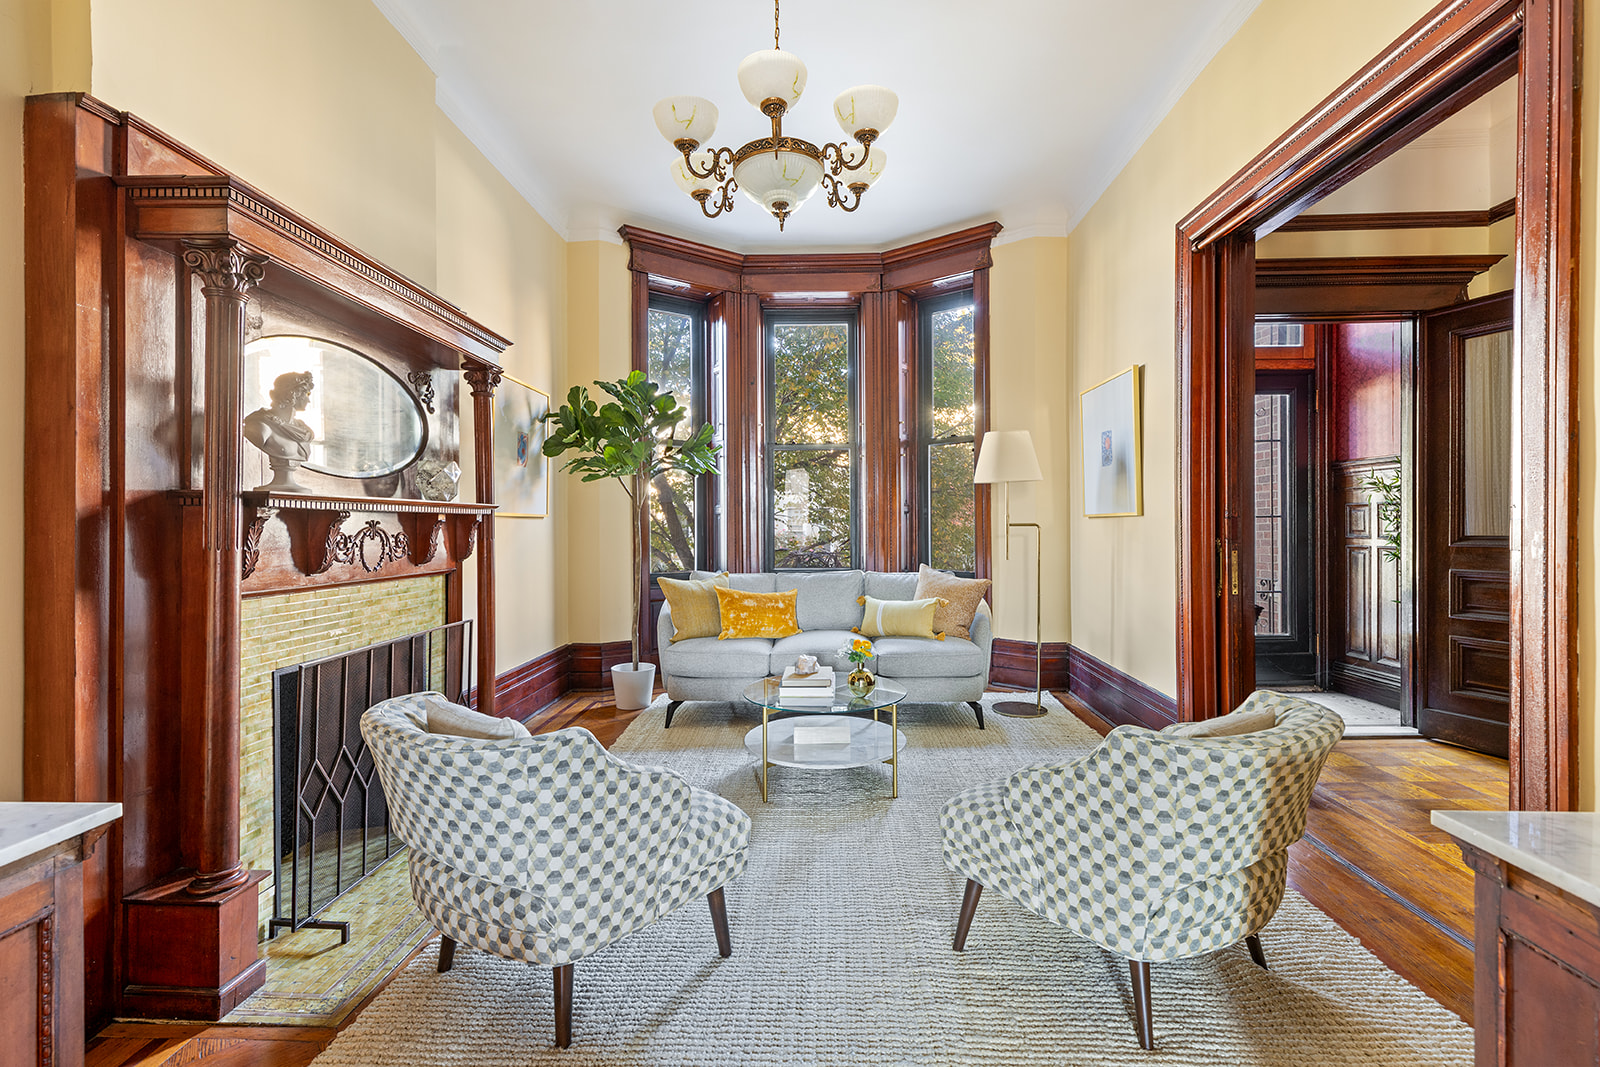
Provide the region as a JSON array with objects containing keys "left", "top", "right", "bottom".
[
  {"left": 1174, "top": 0, "right": 1576, "bottom": 810},
  {"left": 915, "top": 287, "right": 981, "bottom": 576},
  {"left": 622, "top": 223, "right": 999, "bottom": 584},
  {"left": 643, "top": 292, "right": 714, "bottom": 577}
]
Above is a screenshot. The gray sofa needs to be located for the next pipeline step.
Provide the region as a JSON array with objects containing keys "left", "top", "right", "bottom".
[{"left": 657, "top": 569, "right": 992, "bottom": 729}]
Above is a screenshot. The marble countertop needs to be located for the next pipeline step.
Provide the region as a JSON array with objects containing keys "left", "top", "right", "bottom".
[
  {"left": 0, "top": 802, "right": 122, "bottom": 870},
  {"left": 1433, "top": 810, "right": 1600, "bottom": 910}
]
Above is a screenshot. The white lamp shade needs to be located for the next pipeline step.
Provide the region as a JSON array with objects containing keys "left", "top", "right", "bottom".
[
  {"left": 653, "top": 96, "right": 718, "bottom": 145},
  {"left": 856, "top": 146, "right": 887, "bottom": 186},
  {"left": 834, "top": 84, "right": 898, "bottom": 138},
  {"left": 737, "top": 48, "right": 807, "bottom": 110},
  {"left": 733, "top": 149, "right": 823, "bottom": 216},
  {"left": 973, "top": 430, "right": 1043, "bottom": 484},
  {"left": 670, "top": 152, "right": 717, "bottom": 195}
]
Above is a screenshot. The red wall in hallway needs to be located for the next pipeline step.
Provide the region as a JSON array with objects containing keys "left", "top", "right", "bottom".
[{"left": 1331, "top": 322, "right": 1406, "bottom": 461}]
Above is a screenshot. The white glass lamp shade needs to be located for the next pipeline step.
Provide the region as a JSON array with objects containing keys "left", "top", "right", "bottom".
[
  {"left": 973, "top": 430, "right": 1043, "bottom": 484},
  {"left": 737, "top": 48, "right": 807, "bottom": 110},
  {"left": 670, "top": 152, "right": 717, "bottom": 195},
  {"left": 856, "top": 146, "right": 887, "bottom": 186},
  {"left": 834, "top": 85, "right": 898, "bottom": 138},
  {"left": 733, "top": 149, "right": 823, "bottom": 216},
  {"left": 652, "top": 96, "right": 718, "bottom": 146}
]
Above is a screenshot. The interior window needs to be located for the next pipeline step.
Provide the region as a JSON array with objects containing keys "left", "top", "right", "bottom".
[
  {"left": 646, "top": 295, "right": 706, "bottom": 573},
  {"left": 920, "top": 291, "right": 978, "bottom": 574}
]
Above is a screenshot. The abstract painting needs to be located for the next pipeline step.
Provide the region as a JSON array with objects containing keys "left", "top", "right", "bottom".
[
  {"left": 492, "top": 373, "right": 549, "bottom": 518},
  {"left": 1080, "top": 364, "right": 1143, "bottom": 517}
]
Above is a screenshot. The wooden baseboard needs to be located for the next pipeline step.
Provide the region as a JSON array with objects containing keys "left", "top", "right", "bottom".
[
  {"left": 1328, "top": 662, "right": 1402, "bottom": 709},
  {"left": 480, "top": 641, "right": 659, "bottom": 719},
  {"left": 989, "top": 638, "right": 1070, "bottom": 690},
  {"left": 571, "top": 641, "right": 653, "bottom": 690},
  {"left": 1066, "top": 644, "right": 1178, "bottom": 730}
]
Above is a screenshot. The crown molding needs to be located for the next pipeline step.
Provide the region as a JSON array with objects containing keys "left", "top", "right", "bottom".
[{"left": 368, "top": 0, "right": 442, "bottom": 74}]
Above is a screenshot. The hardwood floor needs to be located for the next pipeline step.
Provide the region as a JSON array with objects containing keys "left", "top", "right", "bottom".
[{"left": 87, "top": 688, "right": 1503, "bottom": 1064}]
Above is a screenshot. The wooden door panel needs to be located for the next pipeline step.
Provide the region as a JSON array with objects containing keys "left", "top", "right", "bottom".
[
  {"left": 1345, "top": 546, "right": 1371, "bottom": 659},
  {"left": 1417, "top": 293, "right": 1513, "bottom": 756},
  {"left": 1328, "top": 460, "right": 1401, "bottom": 706}
]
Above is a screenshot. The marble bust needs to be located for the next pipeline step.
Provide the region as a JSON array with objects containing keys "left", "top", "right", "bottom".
[{"left": 243, "top": 371, "right": 316, "bottom": 492}]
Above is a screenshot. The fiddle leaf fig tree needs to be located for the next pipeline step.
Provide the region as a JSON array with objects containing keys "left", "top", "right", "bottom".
[{"left": 541, "top": 371, "right": 720, "bottom": 671}]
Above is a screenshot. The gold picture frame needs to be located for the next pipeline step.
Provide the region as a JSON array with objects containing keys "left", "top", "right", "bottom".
[
  {"left": 492, "top": 372, "right": 550, "bottom": 518},
  {"left": 1080, "top": 364, "right": 1143, "bottom": 517}
]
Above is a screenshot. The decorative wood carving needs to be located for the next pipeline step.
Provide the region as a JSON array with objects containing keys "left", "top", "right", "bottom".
[
  {"left": 464, "top": 366, "right": 500, "bottom": 717},
  {"left": 408, "top": 369, "right": 436, "bottom": 413},
  {"left": 241, "top": 508, "right": 272, "bottom": 580},
  {"left": 401, "top": 512, "right": 449, "bottom": 565},
  {"left": 1255, "top": 254, "right": 1505, "bottom": 317},
  {"left": 449, "top": 514, "right": 481, "bottom": 561},
  {"left": 40, "top": 912, "right": 54, "bottom": 1067},
  {"left": 307, "top": 511, "right": 354, "bottom": 575}
]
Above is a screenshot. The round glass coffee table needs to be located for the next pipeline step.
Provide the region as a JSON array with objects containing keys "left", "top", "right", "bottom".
[{"left": 741, "top": 676, "right": 909, "bottom": 802}]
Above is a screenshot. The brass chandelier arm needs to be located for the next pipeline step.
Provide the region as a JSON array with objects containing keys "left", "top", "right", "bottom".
[
  {"left": 681, "top": 144, "right": 735, "bottom": 181},
  {"left": 692, "top": 184, "right": 737, "bottom": 218},
  {"left": 821, "top": 136, "right": 876, "bottom": 175},
  {"left": 822, "top": 174, "right": 868, "bottom": 212}
]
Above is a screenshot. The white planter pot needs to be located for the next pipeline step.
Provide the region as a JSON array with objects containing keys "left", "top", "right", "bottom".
[{"left": 611, "top": 663, "right": 657, "bottom": 711}]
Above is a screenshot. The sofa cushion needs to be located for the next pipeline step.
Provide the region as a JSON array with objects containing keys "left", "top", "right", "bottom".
[
  {"left": 716, "top": 587, "right": 801, "bottom": 640},
  {"left": 855, "top": 594, "right": 944, "bottom": 639},
  {"left": 663, "top": 636, "right": 774, "bottom": 677},
  {"left": 657, "top": 573, "right": 728, "bottom": 642},
  {"left": 697, "top": 570, "right": 777, "bottom": 594},
  {"left": 871, "top": 635, "right": 987, "bottom": 678},
  {"left": 768, "top": 631, "right": 858, "bottom": 675},
  {"left": 784, "top": 570, "right": 865, "bottom": 630},
  {"left": 422, "top": 695, "right": 532, "bottom": 740},
  {"left": 865, "top": 571, "right": 919, "bottom": 601},
  {"left": 914, "top": 565, "right": 992, "bottom": 641},
  {"left": 1163, "top": 705, "right": 1278, "bottom": 739}
]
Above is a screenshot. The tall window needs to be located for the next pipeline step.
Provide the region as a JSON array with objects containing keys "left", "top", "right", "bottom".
[
  {"left": 920, "top": 291, "right": 978, "bottom": 574},
  {"left": 647, "top": 295, "right": 707, "bottom": 574},
  {"left": 766, "top": 310, "right": 858, "bottom": 570}
]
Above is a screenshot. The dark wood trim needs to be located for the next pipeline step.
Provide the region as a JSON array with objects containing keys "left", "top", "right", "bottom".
[
  {"left": 1273, "top": 198, "right": 1517, "bottom": 232},
  {"left": 972, "top": 268, "right": 993, "bottom": 585},
  {"left": 471, "top": 644, "right": 573, "bottom": 721},
  {"left": 1176, "top": 0, "right": 1576, "bottom": 812},
  {"left": 1255, "top": 254, "right": 1504, "bottom": 318},
  {"left": 1066, "top": 644, "right": 1179, "bottom": 731},
  {"left": 570, "top": 640, "right": 639, "bottom": 691},
  {"left": 988, "top": 638, "right": 1070, "bottom": 690}
]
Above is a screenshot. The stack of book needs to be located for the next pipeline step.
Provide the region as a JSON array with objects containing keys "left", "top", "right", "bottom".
[{"left": 778, "top": 665, "right": 835, "bottom": 705}]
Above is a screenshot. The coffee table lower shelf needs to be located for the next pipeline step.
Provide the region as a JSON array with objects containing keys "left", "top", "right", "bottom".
[{"left": 743, "top": 715, "right": 906, "bottom": 802}]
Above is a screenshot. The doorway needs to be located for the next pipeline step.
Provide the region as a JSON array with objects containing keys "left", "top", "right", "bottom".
[{"left": 1175, "top": 0, "right": 1576, "bottom": 809}]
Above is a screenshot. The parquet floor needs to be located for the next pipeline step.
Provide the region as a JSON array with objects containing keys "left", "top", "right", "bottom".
[{"left": 87, "top": 688, "right": 1503, "bottom": 1065}]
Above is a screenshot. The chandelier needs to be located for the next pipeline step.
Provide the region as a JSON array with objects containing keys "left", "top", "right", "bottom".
[{"left": 651, "top": 1, "right": 897, "bottom": 231}]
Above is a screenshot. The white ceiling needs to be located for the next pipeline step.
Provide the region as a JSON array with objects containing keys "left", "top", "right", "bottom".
[{"left": 373, "top": 0, "right": 1262, "bottom": 252}]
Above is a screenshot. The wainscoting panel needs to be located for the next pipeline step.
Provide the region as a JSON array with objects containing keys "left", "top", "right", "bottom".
[
  {"left": 988, "top": 638, "right": 1070, "bottom": 691},
  {"left": 1065, "top": 645, "right": 1179, "bottom": 730}
]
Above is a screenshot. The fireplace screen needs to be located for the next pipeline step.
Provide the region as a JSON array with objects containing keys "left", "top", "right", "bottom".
[{"left": 269, "top": 620, "right": 471, "bottom": 941}]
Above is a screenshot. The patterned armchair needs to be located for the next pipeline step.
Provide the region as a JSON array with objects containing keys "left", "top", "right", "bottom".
[
  {"left": 939, "top": 691, "right": 1343, "bottom": 1049},
  {"left": 361, "top": 693, "right": 751, "bottom": 1048}
]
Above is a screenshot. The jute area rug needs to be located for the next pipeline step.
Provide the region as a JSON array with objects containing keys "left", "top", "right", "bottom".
[{"left": 313, "top": 693, "right": 1472, "bottom": 1066}]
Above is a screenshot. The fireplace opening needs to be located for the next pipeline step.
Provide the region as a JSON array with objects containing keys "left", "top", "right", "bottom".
[{"left": 269, "top": 620, "right": 471, "bottom": 942}]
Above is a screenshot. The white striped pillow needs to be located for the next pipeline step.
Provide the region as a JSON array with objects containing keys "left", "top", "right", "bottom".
[{"left": 853, "top": 594, "right": 946, "bottom": 639}]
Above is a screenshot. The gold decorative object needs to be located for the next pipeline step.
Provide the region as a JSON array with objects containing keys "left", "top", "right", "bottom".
[
  {"left": 848, "top": 666, "right": 876, "bottom": 698},
  {"left": 652, "top": 0, "right": 895, "bottom": 231}
]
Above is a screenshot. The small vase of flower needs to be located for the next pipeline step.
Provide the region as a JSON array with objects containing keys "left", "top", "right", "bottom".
[{"left": 841, "top": 637, "right": 876, "bottom": 697}]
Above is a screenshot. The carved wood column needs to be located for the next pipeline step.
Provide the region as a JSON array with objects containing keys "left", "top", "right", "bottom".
[
  {"left": 182, "top": 240, "right": 266, "bottom": 896},
  {"left": 464, "top": 365, "right": 502, "bottom": 716}
]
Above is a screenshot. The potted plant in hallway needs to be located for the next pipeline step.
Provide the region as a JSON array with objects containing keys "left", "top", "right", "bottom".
[{"left": 542, "top": 371, "right": 719, "bottom": 710}]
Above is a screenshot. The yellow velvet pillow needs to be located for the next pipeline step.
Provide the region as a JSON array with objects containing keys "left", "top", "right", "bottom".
[
  {"left": 657, "top": 573, "right": 729, "bottom": 643},
  {"left": 715, "top": 587, "right": 801, "bottom": 640},
  {"left": 853, "top": 595, "right": 946, "bottom": 639}
]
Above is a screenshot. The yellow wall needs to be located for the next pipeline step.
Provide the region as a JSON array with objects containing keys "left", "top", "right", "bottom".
[
  {"left": 988, "top": 237, "right": 1071, "bottom": 642},
  {"left": 434, "top": 110, "right": 570, "bottom": 665},
  {"left": 1065, "top": 0, "right": 1441, "bottom": 700},
  {"left": 562, "top": 241, "right": 636, "bottom": 645}
]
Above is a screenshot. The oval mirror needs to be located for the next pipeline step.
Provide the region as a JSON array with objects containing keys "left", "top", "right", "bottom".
[{"left": 243, "top": 335, "right": 427, "bottom": 479}]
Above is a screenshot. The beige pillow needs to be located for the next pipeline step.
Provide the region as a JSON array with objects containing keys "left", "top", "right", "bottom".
[
  {"left": 913, "top": 565, "right": 991, "bottom": 641},
  {"left": 423, "top": 696, "right": 532, "bottom": 740},
  {"left": 854, "top": 595, "right": 946, "bottom": 639},
  {"left": 1163, "top": 706, "right": 1277, "bottom": 739},
  {"left": 658, "top": 572, "right": 729, "bottom": 643}
]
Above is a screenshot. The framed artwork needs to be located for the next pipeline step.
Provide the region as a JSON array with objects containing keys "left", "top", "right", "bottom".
[
  {"left": 1080, "top": 364, "right": 1143, "bottom": 517},
  {"left": 492, "top": 373, "right": 550, "bottom": 518}
]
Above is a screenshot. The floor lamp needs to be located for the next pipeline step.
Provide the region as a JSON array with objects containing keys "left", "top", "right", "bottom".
[{"left": 973, "top": 430, "right": 1046, "bottom": 717}]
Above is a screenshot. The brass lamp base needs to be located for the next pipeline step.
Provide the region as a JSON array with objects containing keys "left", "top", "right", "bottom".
[{"left": 992, "top": 698, "right": 1047, "bottom": 719}]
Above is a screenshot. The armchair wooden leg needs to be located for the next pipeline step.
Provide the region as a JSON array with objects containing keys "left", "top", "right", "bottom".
[
  {"left": 708, "top": 887, "right": 733, "bottom": 958},
  {"left": 952, "top": 878, "right": 983, "bottom": 951},
  {"left": 437, "top": 935, "right": 456, "bottom": 973},
  {"left": 1245, "top": 933, "right": 1268, "bottom": 969},
  {"left": 665, "top": 700, "right": 682, "bottom": 728},
  {"left": 1129, "top": 959, "right": 1154, "bottom": 1050},
  {"left": 966, "top": 700, "right": 986, "bottom": 729},
  {"left": 553, "top": 963, "right": 574, "bottom": 1048}
]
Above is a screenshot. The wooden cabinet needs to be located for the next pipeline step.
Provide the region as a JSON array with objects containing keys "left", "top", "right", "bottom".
[
  {"left": 1436, "top": 811, "right": 1600, "bottom": 1066},
  {"left": 0, "top": 803, "right": 121, "bottom": 1067}
]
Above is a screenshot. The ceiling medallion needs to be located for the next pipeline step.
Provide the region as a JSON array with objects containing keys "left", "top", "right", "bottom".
[{"left": 652, "top": 0, "right": 896, "bottom": 231}]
